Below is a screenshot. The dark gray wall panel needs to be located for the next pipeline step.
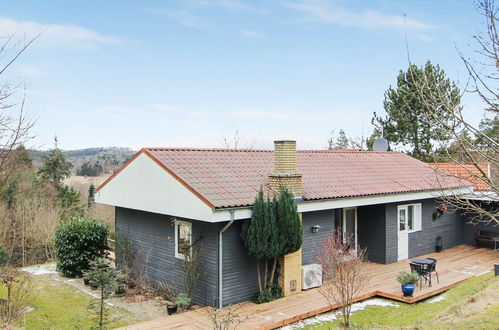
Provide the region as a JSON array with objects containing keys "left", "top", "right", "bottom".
[
  {"left": 115, "top": 207, "right": 219, "bottom": 306},
  {"left": 385, "top": 198, "right": 465, "bottom": 261},
  {"left": 385, "top": 203, "right": 399, "bottom": 264},
  {"left": 302, "top": 210, "right": 335, "bottom": 265},
  {"left": 357, "top": 205, "right": 386, "bottom": 264},
  {"left": 221, "top": 220, "right": 258, "bottom": 306},
  {"left": 463, "top": 221, "right": 498, "bottom": 246}
]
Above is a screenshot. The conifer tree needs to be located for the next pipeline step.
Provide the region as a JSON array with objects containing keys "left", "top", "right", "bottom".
[
  {"left": 275, "top": 186, "right": 302, "bottom": 256},
  {"left": 242, "top": 186, "right": 303, "bottom": 299}
]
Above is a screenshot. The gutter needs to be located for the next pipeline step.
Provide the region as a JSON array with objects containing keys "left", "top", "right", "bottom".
[{"left": 218, "top": 210, "right": 235, "bottom": 308}]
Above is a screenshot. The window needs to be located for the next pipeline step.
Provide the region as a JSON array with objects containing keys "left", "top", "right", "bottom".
[
  {"left": 397, "top": 203, "right": 422, "bottom": 232},
  {"left": 175, "top": 220, "right": 192, "bottom": 259}
]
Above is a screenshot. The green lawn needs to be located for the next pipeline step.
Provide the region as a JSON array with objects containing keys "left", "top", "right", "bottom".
[
  {"left": 298, "top": 272, "right": 499, "bottom": 329},
  {"left": 1, "top": 276, "right": 134, "bottom": 330}
]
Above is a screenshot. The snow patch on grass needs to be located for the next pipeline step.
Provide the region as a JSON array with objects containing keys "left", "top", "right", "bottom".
[
  {"left": 281, "top": 298, "right": 399, "bottom": 329},
  {"left": 22, "top": 263, "right": 57, "bottom": 275},
  {"left": 427, "top": 293, "right": 446, "bottom": 303}
]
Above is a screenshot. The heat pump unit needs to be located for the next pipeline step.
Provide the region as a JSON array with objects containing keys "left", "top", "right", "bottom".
[{"left": 302, "top": 264, "right": 322, "bottom": 290}]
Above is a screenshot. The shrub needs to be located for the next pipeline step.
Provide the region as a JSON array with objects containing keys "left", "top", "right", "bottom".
[
  {"left": 252, "top": 284, "right": 282, "bottom": 304},
  {"left": 397, "top": 270, "right": 419, "bottom": 285},
  {"left": 175, "top": 293, "right": 191, "bottom": 309},
  {"left": 54, "top": 217, "right": 109, "bottom": 277},
  {"left": 0, "top": 242, "right": 9, "bottom": 267}
]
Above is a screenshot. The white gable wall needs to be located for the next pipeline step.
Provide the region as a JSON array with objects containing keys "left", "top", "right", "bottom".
[{"left": 95, "top": 152, "right": 216, "bottom": 222}]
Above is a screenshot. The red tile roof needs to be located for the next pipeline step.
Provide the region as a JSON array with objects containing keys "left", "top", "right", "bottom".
[
  {"left": 429, "top": 163, "right": 490, "bottom": 191},
  {"left": 139, "top": 148, "right": 469, "bottom": 208}
]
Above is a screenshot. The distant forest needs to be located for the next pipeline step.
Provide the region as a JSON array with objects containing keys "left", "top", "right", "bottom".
[{"left": 30, "top": 147, "right": 136, "bottom": 177}]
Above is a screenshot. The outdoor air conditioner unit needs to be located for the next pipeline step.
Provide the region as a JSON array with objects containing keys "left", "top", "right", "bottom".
[{"left": 302, "top": 263, "right": 322, "bottom": 290}]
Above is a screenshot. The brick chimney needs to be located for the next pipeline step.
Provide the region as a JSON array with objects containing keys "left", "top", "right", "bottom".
[{"left": 268, "top": 140, "right": 303, "bottom": 195}]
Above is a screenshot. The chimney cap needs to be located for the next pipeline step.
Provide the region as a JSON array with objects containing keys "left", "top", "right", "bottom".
[{"left": 274, "top": 140, "right": 296, "bottom": 143}]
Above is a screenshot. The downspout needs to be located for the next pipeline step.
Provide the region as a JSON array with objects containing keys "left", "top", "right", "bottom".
[{"left": 218, "top": 210, "right": 235, "bottom": 308}]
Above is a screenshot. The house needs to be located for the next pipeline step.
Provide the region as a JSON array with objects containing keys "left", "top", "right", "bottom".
[{"left": 95, "top": 140, "right": 487, "bottom": 308}]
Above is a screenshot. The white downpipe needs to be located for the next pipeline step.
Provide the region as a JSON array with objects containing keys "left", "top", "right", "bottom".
[{"left": 218, "top": 210, "right": 235, "bottom": 308}]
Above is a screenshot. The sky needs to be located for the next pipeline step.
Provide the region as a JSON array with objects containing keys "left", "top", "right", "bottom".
[{"left": 0, "top": 0, "right": 488, "bottom": 150}]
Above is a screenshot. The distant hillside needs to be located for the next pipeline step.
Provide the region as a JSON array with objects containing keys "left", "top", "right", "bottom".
[{"left": 31, "top": 147, "right": 136, "bottom": 175}]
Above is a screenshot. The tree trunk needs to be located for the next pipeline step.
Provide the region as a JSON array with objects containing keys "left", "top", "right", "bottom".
[
  {"left": 100, "top": 285, "right": 104, "bottom": 329},
  {"left": 256, "top": 259, "right": 262, "bottom": 292},
  {"left": 264, "top": 259, "right": 268, "bottom": 289},
  {"left": 268, "top": 257, "right": 278, "bottom": 287}
]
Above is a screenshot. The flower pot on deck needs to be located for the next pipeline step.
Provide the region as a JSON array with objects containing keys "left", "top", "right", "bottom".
[
  {"left": 401, "top": 284, "right": 415, "bottom": 297},
  {"left": 166, "top": 304, "right": 178, "bottom": 315}
]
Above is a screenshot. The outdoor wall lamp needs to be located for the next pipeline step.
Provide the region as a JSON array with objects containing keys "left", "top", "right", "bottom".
[{"left": 311, "top": 225, "right": 321, "bottom": 233}]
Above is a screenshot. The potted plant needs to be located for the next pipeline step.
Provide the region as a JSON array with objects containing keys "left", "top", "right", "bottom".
[{"left": 396, "top": 270, "right": 419, "bottom": 297}]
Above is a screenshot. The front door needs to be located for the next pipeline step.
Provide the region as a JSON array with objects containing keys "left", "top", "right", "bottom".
[
  {"left": 397, "top": 206, "right": 409, "bottom": 260},
  {"left": 342, "top": 208, "right": 357, "bottom": 251}
]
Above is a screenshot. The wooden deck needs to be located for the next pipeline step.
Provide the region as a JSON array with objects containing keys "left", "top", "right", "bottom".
[{"left": 121, "top": 245, "right": 498, "bottom": 330}]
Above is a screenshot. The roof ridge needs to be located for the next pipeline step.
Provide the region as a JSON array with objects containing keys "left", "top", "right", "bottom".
[
  {"left": 146, "top": 147, "right": 272, "bottom": 152},
  {"left": 145, "top": 147, "right": 397, "bottom": 154}
]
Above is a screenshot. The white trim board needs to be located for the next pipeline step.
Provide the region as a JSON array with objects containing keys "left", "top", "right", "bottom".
[{"left": 209, "top": 187, "right": 473, "bottom": 222}]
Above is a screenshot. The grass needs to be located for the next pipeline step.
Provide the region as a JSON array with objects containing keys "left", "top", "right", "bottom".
[
  {"left": 1, "top": 275, "right": 133, "bottom": 329},
  {"left": 299, "top": 271, "right": 499, "bottom": 329}
]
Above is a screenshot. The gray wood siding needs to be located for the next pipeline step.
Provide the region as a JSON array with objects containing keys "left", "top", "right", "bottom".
[
  {"left": 357, "top": 205, "right": 386, "bottom": 264},
  {"left": 385, "top": 202, "right": 399, "bottom": 264},
  {"left": 115, "top": 207, "right": 219, "bottom": 306},
  {"left": 301, "top": 210, "right": 335, "bottom": 265},
  {"left": 221, "top": 220, "right": 258, "bottom": 306},
  {"left": 463, "top": 203, "right": 498, "bottom": 246},
  {"left": 385, "top": 198, "right": 466, "bottom": 261}
]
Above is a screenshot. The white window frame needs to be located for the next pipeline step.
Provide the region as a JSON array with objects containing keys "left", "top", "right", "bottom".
[
  {"left": 174, "top": 220, "right": 192, "bottom": 259},
  {"left": 397, "top": 203, "right": 422, "bottom": 233}
]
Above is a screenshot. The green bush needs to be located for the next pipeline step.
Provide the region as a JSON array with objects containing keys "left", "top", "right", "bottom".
[
  {"left": 0, "top": 241, "right": 10, "bottom": 266},
  {"left": 54, "top": 217, "right": 109, "bottom": 277},
  {"left": 253, "top": 284, "right": 282, "bottom": 304},
  {"left": 396, "top": 270, "right": 419, "bottom": 285},
  {"left": 175, "top": 293, "right": 191, "bottom": 308}
]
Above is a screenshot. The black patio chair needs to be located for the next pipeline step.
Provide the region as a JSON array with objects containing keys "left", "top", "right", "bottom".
[
  {"left": 410, "top": 262, "right": 430, "bottom": 290},
  {"left": 426, "top": 258, "right": 439, "bottom": 284}
]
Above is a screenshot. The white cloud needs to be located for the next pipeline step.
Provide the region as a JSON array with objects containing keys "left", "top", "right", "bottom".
[
  {"left": 241, "top": 29, "right": 266, "bottom": 38},
  {"left": 0, "top": 17, "right": 120, "bottom": 50},
  {"left": 285, "top": 0, "right": 436, "bottom": 32},
  {"left": 13, "top": 64, "right": 44, "bottom": 77},
  {"left": 186, "top": 0, "right": 253, "bottom": 11},
  {"left": 147, "top": 8, "right": 204, "bottom": 28},
  {"left": 227, "top": 109, "right": 291, "bottom": 120}
]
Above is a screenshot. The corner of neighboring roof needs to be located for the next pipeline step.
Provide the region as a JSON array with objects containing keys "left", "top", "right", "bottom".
[{"left": 95, "top": 148, "right": 146, "bottom": 193}]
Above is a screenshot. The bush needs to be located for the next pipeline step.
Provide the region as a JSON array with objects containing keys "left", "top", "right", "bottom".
[
  {"left": 54, "top": 217, "right": 109, "bottom": 277},
  {"left": 175, "top": 293, "right": 191, "bottom": 308},
  {"left": 396, "top": 270, "right": 419, "bottom": 285},
  {"left": 0, "top": 242, "right": 9, "bottom": 266},
  {"left": 252, "top": 284, "right": 282, "bottom": 304}
]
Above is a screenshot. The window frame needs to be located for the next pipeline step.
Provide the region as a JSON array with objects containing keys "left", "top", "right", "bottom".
[
  {"left": 397, "top": 203, "right": 422, "bottom": 233},
  {"left": 174, "top": 220, "right": 192, "bottom": 260}
]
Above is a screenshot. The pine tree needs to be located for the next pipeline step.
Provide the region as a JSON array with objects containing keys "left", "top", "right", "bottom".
[
  {"left": 38, "top": 137, "right": 73, "bottom": 188},
  {"left": 372, "top": 61, "right": 461, "bottom": 161},
  {"left": 88, "top": 184, "right": 95, "bottom": 208}
]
